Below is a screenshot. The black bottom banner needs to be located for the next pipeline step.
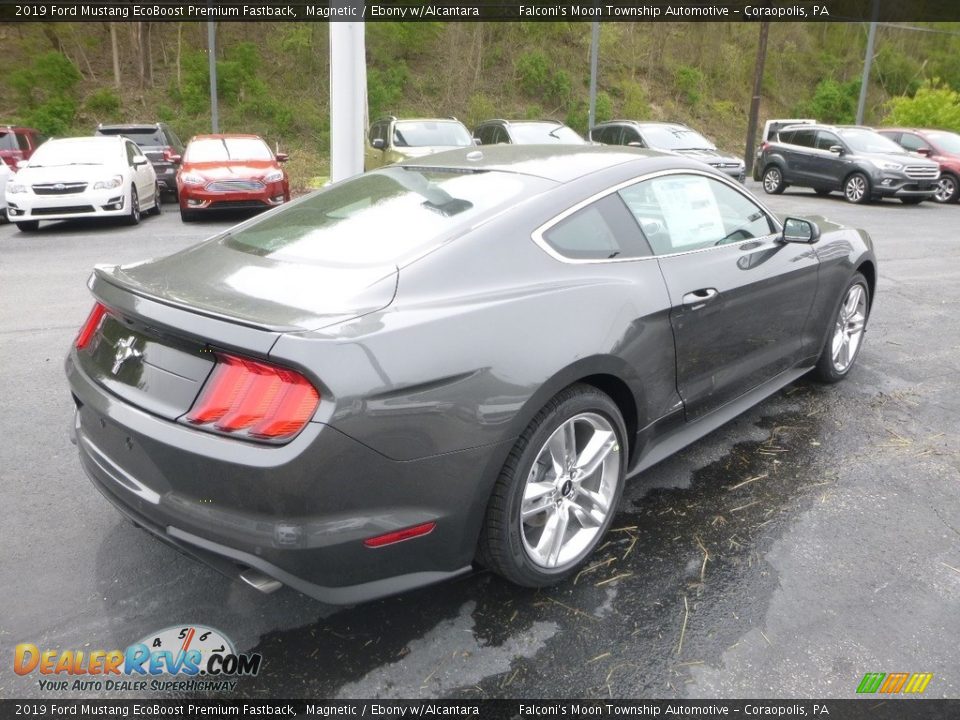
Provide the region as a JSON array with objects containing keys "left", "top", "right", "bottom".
[{"left": 1, "top": 699, "right": 959, "bottom": 720}]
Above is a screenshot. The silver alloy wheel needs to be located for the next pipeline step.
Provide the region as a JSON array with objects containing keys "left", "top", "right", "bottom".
[
  {"left": 831, "top": 283, "right": 867, "bottom": 373},
  {"left": 845, "top": 175, "right": 867, "bottom": 203},
  {"left": 763, "top": 168, "right": 781, "bottom": 193},
  {"left": 935, "top": 176, "right": 957, "bottom": 203},
  {"left": 520, "top": 412, "right": 620, "bottom": 569}
]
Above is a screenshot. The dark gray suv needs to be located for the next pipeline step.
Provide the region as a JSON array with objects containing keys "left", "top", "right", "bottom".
[
  {"left": 95, "top": 123, "right": 185, "bottom": 198},
  {"left": 758, "top": 124, "right": 940, "bottom": 204},
  {"left": 591, "top": 120, "right": 745, "bottom": 182}
]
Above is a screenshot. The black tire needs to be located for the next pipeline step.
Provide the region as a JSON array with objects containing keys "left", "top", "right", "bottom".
[
  {"left": 761, "top": 165, "right": 786, "bottom": 195},
  {"left": 125, "top": 186, "right": 141, "bottom": 225},
  {"left": 179, "top": 207, "right": 198, "bottom": 223},
  {"left": 148, "top": 183, "right": 162, "bottom": 216},
  {"left": 814, "top": 188, "right": 832, "bottom": 196},
  {"left": 934, "top": 173, "right": 959, "bottom": 204},
  {"left": 811, "top": 272, "right": 870, "bottom": 383},
  {"left": 16, "top": 220, "right": 39, "bottom": 232},
  {"left": 477, "top": 383, "right": 628, "bottom": 587},
  {"left": 843, "top": 173, "right": 871, "bottom": 204},
  {"left": 900, "top": 197, "right": 924, "bottom": 205}
]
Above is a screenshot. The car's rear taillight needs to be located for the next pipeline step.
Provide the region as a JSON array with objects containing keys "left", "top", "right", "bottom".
[
  {"left": 760, "top": 141, "right": 770, "bottom": 152},
  {"left": 184, "top": 353, "right": 320, "bottom": 441},
  {"left": 75, "top": 302, "right": 109, "bottom": 350},
  {"left": 162, "top": 146, "right": 175, "bottom": 161}
]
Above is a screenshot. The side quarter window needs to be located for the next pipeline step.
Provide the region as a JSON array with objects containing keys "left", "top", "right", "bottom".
[
  {"left": 619, "top": 174, "right": 775, "bottom": 255},
  {"left": 541, "top": 193, "right": 651, "bottom": 261}
]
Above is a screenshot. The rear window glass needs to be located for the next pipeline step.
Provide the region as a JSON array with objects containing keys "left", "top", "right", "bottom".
[
  {"left": 0, "top": 132, "right": 18, "bottom": 151},
  {"left": 98, "top": 128, "right": 165, "bottom": 146},
  {"left": 509, "top": 123, "right": 585, "bottom": 144},
  {"left": 222, "top": 166, "right": 553, "bottom": 266}
]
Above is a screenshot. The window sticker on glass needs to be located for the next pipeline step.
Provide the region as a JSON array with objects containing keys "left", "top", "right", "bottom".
[{"left": 651, "top": 175, "right": 725, "bottom": 248}]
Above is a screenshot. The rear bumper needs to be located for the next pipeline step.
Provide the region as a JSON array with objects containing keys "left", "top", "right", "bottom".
[{"left": 66, "top": 352, "right": 501, "bottom": 604}]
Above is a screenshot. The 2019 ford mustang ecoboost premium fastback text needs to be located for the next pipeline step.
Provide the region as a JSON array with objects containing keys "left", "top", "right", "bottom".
[{"left": 66, "top": 146, "right": 876, "bottom": 604}]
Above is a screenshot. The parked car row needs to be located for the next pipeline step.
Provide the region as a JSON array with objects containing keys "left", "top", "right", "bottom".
[
  {"left": 755, "top": 119, "right": 960, "bottom": 204},
  {"left": 2, "top": 123, "right": 290, "bottom": 231},
  {"left": 363, "top": 115, "right": 748, "bottom": 183}
]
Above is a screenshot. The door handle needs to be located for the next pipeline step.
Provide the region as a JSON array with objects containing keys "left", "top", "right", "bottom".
[{"left": 682, "top": 288, "right": 719, "bottom": 309}]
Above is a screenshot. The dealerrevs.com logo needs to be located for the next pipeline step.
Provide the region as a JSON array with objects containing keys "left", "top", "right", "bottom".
[{"left": 14, "top": 625, "right": 262, "bottom": 693}]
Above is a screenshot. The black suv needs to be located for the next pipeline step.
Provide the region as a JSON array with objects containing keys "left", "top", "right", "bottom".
[
  {"left": 473, "top": 119, "right": 585, "bottom": 145},
  {"left": 94, "top": 123, "right": 184, "bottom": 198},
  {"left": 757, "top": 124, "right": 940, "bottom": 204},
  {"left": 590, "top": 120, "right": 745, "bottom": 182}
]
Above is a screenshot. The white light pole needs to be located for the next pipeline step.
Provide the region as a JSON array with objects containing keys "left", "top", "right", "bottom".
[{"left": 330, "top": 10, "right": 367, "bottom": 182}]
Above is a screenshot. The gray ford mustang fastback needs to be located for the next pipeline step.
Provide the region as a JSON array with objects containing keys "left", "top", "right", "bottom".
[{"left": 66, "top": 145, "right": 876, "bottom": 604}]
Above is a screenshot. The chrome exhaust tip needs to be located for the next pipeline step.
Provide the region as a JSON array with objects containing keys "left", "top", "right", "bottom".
[{"left": 239, "top": 569, "right": 283, "bottom": 594}]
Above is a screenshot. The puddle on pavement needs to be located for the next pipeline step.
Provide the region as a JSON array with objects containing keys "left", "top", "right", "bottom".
[{"left": 242, "top": 383, "right": 838, "bottom": 699}]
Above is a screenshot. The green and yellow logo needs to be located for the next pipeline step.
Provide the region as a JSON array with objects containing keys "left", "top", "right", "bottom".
[{"left": 857, "top": 672, "right": 933, "bottom": 694}]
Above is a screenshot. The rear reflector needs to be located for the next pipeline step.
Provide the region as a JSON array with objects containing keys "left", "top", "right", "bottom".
[
  {"left": 363, "top": 522, "right": 437, "bottom": 548},
  {"left": 75, "top": 302, "right": 109, "bottom": 350},
  {"left": 184, "top": 352, "right": 319, "bottom": 441}
]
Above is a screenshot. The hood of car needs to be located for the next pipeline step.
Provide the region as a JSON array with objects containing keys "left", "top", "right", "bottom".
[
  {"left": 671, "top": 148, "right": 743, "bottom": 166},
  {"left": 857, "top": 151, "right": 936, "bottom": 167},
  {"left": 394, "top": 146, "right": 466, "bottom": 159},
  {"left": 102, "top": 239, "right": 398, "bottom": 332},
  {"left": 12, "top": 165, "right": 119, "bottom": 184},
  {"left": 180, "top": 160, "right": 281, "bottom": 180}
]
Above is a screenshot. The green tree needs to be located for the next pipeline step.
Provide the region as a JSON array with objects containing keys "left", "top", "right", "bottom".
[{"left": 885, "top": 80, "right": 960, "bottom": 131}]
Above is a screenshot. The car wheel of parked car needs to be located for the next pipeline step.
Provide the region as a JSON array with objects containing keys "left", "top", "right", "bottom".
[
  {"left": 843, "top": 173, "right": 871, "bottom": 204},
  {"left": 125, "top": 186, "right": 141, "bottom": 225},
  {"left": 812, "top": 272, "right": 870, "bottom": 383},
  {"left": 762, "top": 166, "right": 786, "bottom": 195},
  {"left": 934, "top": 174, "right": 959, "bottom": 203},
  {"left": 478, "top": 384, "right": 627, "bottom": 587},
  {"left": 900, "top": 197, "right": 924, "bottom": 205},
  {"left": 148, "top": 183, "right": 162, "bottom": 216},
  {"left": 16, "top": 221, "right": 40, "bottom": 232}
]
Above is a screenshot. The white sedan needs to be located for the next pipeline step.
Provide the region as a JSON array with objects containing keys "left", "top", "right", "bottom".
[
  {"left": 5, "top": 136, "right": 160, "bottom": 232},
  {"left": 0, "top": 160, "right": 9, "bottom": 221}
]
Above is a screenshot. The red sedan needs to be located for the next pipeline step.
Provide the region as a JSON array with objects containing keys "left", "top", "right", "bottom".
[{"left": 177, "top": 134, "right": 290, "bottom": 221}]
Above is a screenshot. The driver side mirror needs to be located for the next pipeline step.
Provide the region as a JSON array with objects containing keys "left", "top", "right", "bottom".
[
  {"left": 371, "top": 138, "right": 385, "bottom": 150},
  {"left": 275, "top": 152, "right": 289, "bottom": 163},
  {"left": 133, "top": 157, "right": 148, "bottom": 167},
  {"left": 829, "top": 145, "right": 845, "bottom": 155},
  {"left": 915, "top": 147, "right": 932, "bottom": 157},
  {"left": 782, "top": 217, "right": 820, "bottom": 244}
]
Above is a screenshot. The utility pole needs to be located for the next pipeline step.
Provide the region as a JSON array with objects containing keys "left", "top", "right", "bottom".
[
  {"left": 330, "top": 0, "right": 367, "bottom": 181},
  {"left": 208, "top": 21, "right": 219, "bottom": 133},
  {"left": 743, "top": 21, "right": 770, "bottom": 177},
  {"left": 588, "top": 20, "right": 600, "bottom": 132},
  {"left": 856, "top": 0, "right": 880, "bottom": 125}
]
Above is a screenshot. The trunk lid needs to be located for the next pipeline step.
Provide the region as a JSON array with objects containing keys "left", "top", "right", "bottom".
[{"left": 100, "top": 237, "right": 398, "bottom": 333}]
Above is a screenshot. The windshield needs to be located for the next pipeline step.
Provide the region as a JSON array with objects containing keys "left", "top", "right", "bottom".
[
  {"left": 185, "top": 137, "right": 273, "bottom": 162},
  {"left": 98, "top": 128, "right": 165, "bottom": 146},
  {"left": 392, "top": 121, "right": 472, "bottom": 148},
  {"left": 509, "top": 123, "right": 585, "bottom": 144},
  {"left": 27, "top": 140, "right": 117, "bottom": 167},
  {"left": 926, "top": 131, "right": 960, "bottom": 154},
  {"left": 223, "top": 166, "right": 552, "bottom": 266},
  {"left": 838, "top": 129, "right": 905, "bottom": 154},
  {"left": 642, "top": 126, "right": 715, "bottom": 151}
]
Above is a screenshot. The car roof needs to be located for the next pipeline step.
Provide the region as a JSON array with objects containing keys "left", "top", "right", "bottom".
[
  {"left": 189, "top": 134, "right": 264, "bottom": 141},
  {"left": 48, "top": 135, "right": 124, "bottom": 144},
  {"left": 398, "top": 144, "right": 693, "bottom": 183},
  {"left": 478, "top": 119, "right": 565, "bottom": 126},
  {"left": 97, "top": 123, "right": 162, "bottom": 130},
  {"left": 594, "top": 120, "right": 690, "bottom": 129}
]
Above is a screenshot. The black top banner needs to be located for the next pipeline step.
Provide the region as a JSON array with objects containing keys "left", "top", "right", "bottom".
[
  {"left": 1, "top": 700, "right": 960, "bottom": 720},
  {"left": 1, "top": 0, "right": 959, "bottom": 23}
]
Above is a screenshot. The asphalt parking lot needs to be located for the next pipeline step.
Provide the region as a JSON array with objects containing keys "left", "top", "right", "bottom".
[{"left": 1, "top": 184, "right": 958, "bottom": 700}]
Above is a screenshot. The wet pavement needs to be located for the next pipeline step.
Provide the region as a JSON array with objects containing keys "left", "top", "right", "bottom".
[{"left": 1, "top": 187, "right": 958, "bottom": 700}]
